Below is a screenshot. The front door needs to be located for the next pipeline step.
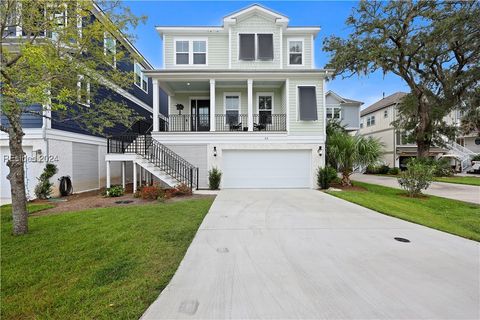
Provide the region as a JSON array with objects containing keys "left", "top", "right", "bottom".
[{"left": 191, "top": 99, "right": 210, "bottom": 131}]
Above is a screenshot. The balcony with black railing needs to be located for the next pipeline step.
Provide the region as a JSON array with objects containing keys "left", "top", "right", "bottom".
[{"left": 158, "top": 114, "right": 286, "bottom": 132}]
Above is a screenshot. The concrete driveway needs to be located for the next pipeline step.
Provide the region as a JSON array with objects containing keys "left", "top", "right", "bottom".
[
  {"left": 351, "top": 173, "right": 480, "bottom": 204},
  {"left": 142, "top": 189, "right": 479, "bottom": 319}
]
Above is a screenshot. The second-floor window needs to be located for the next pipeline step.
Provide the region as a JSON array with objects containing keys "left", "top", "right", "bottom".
[
  {"left": 104, "top": 32, "right": 116, "bottom": 68},
  {"left": 175, "top": 39, "right": 207, "bottom": 65},
  {"left": 366, "top": 115, "right": 375, "bottom": 127},
  {"left": 134, "top": 62, "right": 148, "bottom": 93},
  {"left": 239, "top": 33, "right": 273, "bottom": 61},
  {"left": 288, "top": 39, "right": 303, "bottom": 65},
  {"left": 326, "top": 107, "right": 341, "bottom": 120}
]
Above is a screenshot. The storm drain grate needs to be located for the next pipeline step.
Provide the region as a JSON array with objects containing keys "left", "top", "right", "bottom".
[
  {"left": 216, "top": 247, "right": 229, "bottom": 253},
  {"left": 394, "top": 237, "right": 410, "bottom": 243},
  {"left": 115, "top": 200, "right": 134, "bottom": 204}
]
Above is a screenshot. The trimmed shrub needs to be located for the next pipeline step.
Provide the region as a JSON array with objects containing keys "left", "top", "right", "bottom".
[
  {"left": 208, "top": 167, "right": 222, "bottom": 190},
  {"left": 175, "top": 183, "right": 193, "bottom": 196},
  {"left": 317, "top": 166, "right": 338, "bottom": 189},
  {"left": 105, "top": 185, "right": 124, "bottom": 197},
  {"left": 388, "top": 167, "right": 400, "bottom": 175},
  {"left": 139, "top": 185, "right": 161, "bottom": 200},
  {"left": 397, "top": 159, "right": 434, "bottom": 197},
  {"left": 378, "top": 165, "right": 390, "bottom": 174},
  {"left": 34, "top": 164, "right": 58, "bottom": 199},
  {"left": 472, "top": 154, "right": 480, "bottom": 161}
]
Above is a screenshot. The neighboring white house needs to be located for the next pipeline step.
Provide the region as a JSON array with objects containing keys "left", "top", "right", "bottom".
[
  {"left": 325, "top": 90, "right": 362, "bottom": 133},
  {"left": 106, "top": 4, "right": 331, "bottom": 189},
  {"left": 359, "top": 92, "right": 477, "bottom": 170}
]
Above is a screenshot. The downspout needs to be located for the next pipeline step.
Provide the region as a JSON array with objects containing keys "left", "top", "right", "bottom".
[{"left": 393, "top": 103, "right": 397, "bottom": 167}]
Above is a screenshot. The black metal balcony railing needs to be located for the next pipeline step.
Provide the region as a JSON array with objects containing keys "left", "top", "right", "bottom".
[
  {"left": 107, "top": 134, "right": 198, "bottom": 190},
  {"left": 158, "top": 114, "right": 287, "bottom": 132}
]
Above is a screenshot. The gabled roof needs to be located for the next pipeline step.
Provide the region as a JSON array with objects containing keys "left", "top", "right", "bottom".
[
  {"left": 326, "top": 90, "right": 363, "bottom": 105},
  {"left": 360, "top": 92, "right": 408, "bottom": 117},
  {"left": 223, "top": 4, "right": 289, "bottom": 24},
  {"left": 156, "top": 4, "right": 320, "bottom": 37}
]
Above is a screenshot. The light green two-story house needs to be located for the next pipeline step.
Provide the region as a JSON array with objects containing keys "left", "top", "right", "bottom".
[{"left": 107, "top": 4, "right": 332, "bottom": 189}]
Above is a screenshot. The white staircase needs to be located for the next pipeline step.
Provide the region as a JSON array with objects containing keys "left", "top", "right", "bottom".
[
  {"left": 107, "top": 134, "right": 198, "bottom": 189},
  {"left": 444, "top": 139, "right": 475, "bottom": 172}
]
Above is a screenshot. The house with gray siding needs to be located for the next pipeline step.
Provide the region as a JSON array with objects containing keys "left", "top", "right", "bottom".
[
  {"left": 325, "top": 91, "right": 362, "bottom": 133},
  {"left": 106, "top": 4, "right": 331, "bottom": 189}
]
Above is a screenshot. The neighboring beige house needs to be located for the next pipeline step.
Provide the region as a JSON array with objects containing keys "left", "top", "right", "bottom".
[
  {"left": 360, "top": 92, "right": 477, "bottom": 170},
  {"left": 325, "top": 91, "right": 362, "bottom": 133},
  {"left": 106, "top": 4, "right": 331, "bottom": 189}
]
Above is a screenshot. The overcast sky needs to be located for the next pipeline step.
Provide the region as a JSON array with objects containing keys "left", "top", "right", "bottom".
[{"left": 126, "top": 1, "right": 410, "bottom": 109}]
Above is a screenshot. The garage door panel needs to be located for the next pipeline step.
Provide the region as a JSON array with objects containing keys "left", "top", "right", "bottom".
[{"left": 222, "top": 150, "right": 311, "bottom": 188}]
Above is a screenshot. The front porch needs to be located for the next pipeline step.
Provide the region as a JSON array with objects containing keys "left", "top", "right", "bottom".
[{"left": 151, "top": 77, "right": 288, "bottom": 133}]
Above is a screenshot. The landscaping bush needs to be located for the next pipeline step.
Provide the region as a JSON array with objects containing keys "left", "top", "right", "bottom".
[
  {"left": 34, "top": 164, "right": 58, "bottom": 199},
  {"left": 388, "top": 167, "right": 400, "bottom": 175},
  {"left": 208, "top": 167, "right": 222, "bottom": 190},
  {"left": 472, "top": 154, "right": 480, "bottom": 161},
  {"left": 105, "top": 185, "right": 124, "bottom": 197},
  {"left": 317, "top": 166, "right": 337, "bottom": 189},
  {"left": 414, "top": 157, "right": 453, "bottom": 177},
  {"left": 175, "top": 183, "right": 193, "bottom": 196},
  {"left": 378, "top": 165, "right": 390, "bottom": 174},
  {"left": 138, "top": 185, "right": 162, "bottom": 200},
  {"left": 397, "top": 158, "right": 434, "bottom": 197},
  {"left": 365, "top": 165, "right": 379, "bottom": 174}
]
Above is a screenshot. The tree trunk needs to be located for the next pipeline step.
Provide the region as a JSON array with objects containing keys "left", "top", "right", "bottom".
[
  {"left": 341, "top": 170, "right": 352, "bottom": 187},
  {"left": 6, "top": 113, "right": 29, "bottom": 235},
  {"left": 416, "top": 100, "right": 432, "bottom": 158}
]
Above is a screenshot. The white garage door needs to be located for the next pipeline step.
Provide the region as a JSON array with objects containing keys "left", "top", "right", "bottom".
[
  {"left": 222, "top": 150, "right": 311, "bottom": 188},
  {"left": 72, "top": 143, "right": 99, "bottom": 192}
]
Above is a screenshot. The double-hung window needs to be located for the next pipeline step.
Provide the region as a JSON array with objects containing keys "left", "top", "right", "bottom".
[
  {"left": 104, "top": 32, "right": 116, "bottom": 68},
  {"left": 77, "top": 75, "right": 90, "bottom": 107},
  {"left": 326, "top": 107, "right": 341, "bottom": 120},
  {"left": 225, "top": 93, "right": 240, "bottom": 125},
  {"left": 239, "top": 33, "right": 273, "bottom": 61},
  {"left": 134, "top": 62, "right": 148, "bottom": 93},
  {"left": 288, "top": 39, "right": 303, "bottom": 65},
  {"left": 175, "top": 39, "right": 207, "bottom": 65},
  {"left": 366, "top": 115, "right": 375, "bottom": 127},
  {"left": 258, "top": 93, "right": 273, "bottom": 124}
]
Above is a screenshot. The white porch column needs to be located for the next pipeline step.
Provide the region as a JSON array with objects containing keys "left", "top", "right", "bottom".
[
  {"left": 152, "top": 79, "right": 159, "bottom": 131},
  {"left": 106, "top": 161, "right": 111, "bottom": 189},
  {"left": 210, "top": 79, "right": 216, "bottom": 131},
  {"left": 133, "top": 162, "right": 137, "bottom": 193},
  {"left": 247, "top": 79, "right": 253, "bottom": 131},
  {"left": 121, "top": 161, "right": 126, "bottom": 189}
]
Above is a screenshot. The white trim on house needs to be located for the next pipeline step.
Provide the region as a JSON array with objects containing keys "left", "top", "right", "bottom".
[
  {"left": 134, "top": 61, "right": 149, "bottom": 93},
  {"left": 256, "top": 92, "right": 274, "bottom": 114},
  {"left": 237, "top": 33, "right": 274, "bottom": 62},
  {"left": 228, "top": 27, "right": 232, "bottom": 69},
  {"left": 295, "top": 84, "right": 319, "bottom": 122},
  {"left": 77, "top": 75, "right": 91, "bottom": 107},
  {"left": 223, "top": 92, "right": 241, "bottom": 114},
  {"left": 286, "top": 78, "right": 290, "bottom": 132},
  {"left": 103, "top": 31, "right": 116, "bottom": 69},
  {"left": 287, "top": 37, "right": 304, "bottom": 67},
  {"left": 311, "top": 34, "right": 315, "bottom": 68},
  {"left": 279, "top": 27, "right": 283, "bottom": 69},
  {"left": 174, "top": 37, "right": 208, "bottom": 66}
]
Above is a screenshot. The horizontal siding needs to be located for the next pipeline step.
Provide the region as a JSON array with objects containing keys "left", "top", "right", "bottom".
[
  {"left": 288, "top": 78, "right": 325, "bottom": 135},
  {"left": 1, "top": 104, "right": 43, "bottom": 129},
  {"left": 164, "top": 34, "right": 229, "bottom": 69},
  {"left": 283, "top": 35, "right": 313, "bottom": 69},
  {"left": 231, "top": 15, "right": 281, "bottom": 69},
  {"left": 165, "top": 144, "right": 208, "bottom": 188}
]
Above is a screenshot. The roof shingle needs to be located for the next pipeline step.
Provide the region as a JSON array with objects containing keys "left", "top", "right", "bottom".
[{"left": 360, "top": 92, "right": 408, "bottom": 116}]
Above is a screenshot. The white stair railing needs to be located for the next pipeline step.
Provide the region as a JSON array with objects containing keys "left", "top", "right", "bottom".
[{"left": 443, "top": 138, "right": 475, "bottom": 172}]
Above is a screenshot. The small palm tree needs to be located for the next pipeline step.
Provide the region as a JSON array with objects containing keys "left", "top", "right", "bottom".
[{"left": 328, "top": 131, "right": 383, "bottom": 186}]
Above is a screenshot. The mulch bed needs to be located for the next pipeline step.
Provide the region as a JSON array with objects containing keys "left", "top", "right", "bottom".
[
  {"left": 328, "top": 182, "right": 367, "bottom": 192},
  {"left": 30, "top": 188, "right": 215, "bottom": 217}
]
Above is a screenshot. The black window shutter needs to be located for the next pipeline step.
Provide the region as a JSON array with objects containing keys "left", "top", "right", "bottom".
[
  {"left": 257, "top": 34, "right": 273, "bottom": 60},
  {"left": 239, "top": 34, "right": 255, "bottom": 61},
  {"left": 299, "top": 87, "right": 318, "bottom": 121}
]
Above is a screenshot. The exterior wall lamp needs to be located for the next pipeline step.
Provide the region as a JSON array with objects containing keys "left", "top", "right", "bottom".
[
  {"left": 317, "top": 146, "right": 322, "bottom": 156},
  {"left": 213, "top": 146, "right": 217, "bottom": 157}
]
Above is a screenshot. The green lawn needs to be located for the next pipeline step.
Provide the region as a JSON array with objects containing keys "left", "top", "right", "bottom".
[
  {"left": 434, "top": 176, "right": 480, "bottom": 186},
  {"left": 326, "top": 182, "right": 480, "bottom": 241},
  {"left": 370, "top": 173, "right": 480, "bottom": 186},
  {"left": 1, "top": 199, "right": 214, "bottom": 319}
]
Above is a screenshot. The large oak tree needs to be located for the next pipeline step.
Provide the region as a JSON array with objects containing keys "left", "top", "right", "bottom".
[
  {"left": 324, "top": 1, "right": 480, "bottom": 156},
  {"left": 1, "top": 0, "right": 144, "bottom": 235}
]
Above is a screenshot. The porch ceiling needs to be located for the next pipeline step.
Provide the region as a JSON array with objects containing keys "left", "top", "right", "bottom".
[{"left": 160, "top": 80, "right": 285, "bottom": 94}]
